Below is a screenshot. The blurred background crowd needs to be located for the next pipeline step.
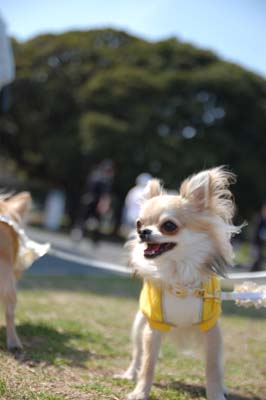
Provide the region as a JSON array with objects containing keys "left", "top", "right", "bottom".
[{"left": 1, "top": 1, "right": 266, "bottom": 271}]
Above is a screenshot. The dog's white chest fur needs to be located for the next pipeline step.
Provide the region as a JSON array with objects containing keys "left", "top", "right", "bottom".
[{"left": 162, "top": 290, "right": 202, "bottom": 327}]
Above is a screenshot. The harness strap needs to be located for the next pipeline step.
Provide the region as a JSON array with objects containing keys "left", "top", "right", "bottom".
[{"left": 163, "top": 283, "right": 220, "bottom": 299}]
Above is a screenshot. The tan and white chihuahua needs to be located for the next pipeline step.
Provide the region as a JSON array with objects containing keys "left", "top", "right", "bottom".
[
  {"left": 118, "top": 167, "right": 241, "bottom": 400},
  {"left": 0, "top": 192, "right": 31, "bottom": 350}
]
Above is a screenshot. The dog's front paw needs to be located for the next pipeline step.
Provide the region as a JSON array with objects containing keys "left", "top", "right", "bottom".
[
  {"left": 207, "top": 383, "right": 229, "bottom": 400},
  {"left": 223, "top": 388, "right": 229, "bottom": 399},
  {"left": 7, "top": 336, "right": 23, "bottom": 352},
  {"left": 207, "top": 393, "right": 227, "bottom": 400},
  {"left": 126, "top": 390, "right": 148, "bottom": 400},
  {"left": 114, "top": 369, "right": 137, "bottom": 381}
]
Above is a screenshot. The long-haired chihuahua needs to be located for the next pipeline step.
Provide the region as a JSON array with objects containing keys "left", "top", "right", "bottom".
[
  {"left": 0, "top": 192, "right": 34, "bottom": 350},
  {"left": 118, "top": 167, "right": 241, "bottom": 400}
]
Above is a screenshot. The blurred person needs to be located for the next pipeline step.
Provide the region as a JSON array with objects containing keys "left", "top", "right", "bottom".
[
  {"left": 121, "top": 173, "right": 152, "bottom": 236},
  {"left": 0, "top": 13, "right": 15, "bottom": 113},
  {"left": 43, "top": 188, "right": 66, "bottom": 231},
  {"left": 250, "top": 203, "right": 266, "bottom": 272},
  {"left": 71, "top": 159, "right": 114, "bottom": 243}
]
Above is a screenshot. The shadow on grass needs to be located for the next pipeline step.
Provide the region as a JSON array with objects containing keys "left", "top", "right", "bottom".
[
  {"left": 154, "top": 381, "right": 263, "bottom": 400},
  {"left": 0, "top": 323, "right": 107, "bottom": 368}
]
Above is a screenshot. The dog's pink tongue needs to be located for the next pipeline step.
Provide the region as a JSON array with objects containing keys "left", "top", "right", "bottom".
[{"left": 144, "top": 243, "right": 161, "bottom": 255}]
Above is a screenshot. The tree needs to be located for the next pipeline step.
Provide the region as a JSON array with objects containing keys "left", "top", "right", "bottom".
[{"left": 1, "top": 29, "right": 266, "bottom": 220}]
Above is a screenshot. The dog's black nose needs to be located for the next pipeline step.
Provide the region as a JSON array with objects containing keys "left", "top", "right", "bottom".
[{"left": 139, "top": 229, "right": 152, "bottom": 241}]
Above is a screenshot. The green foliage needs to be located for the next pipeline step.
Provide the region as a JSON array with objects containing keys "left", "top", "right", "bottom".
[
  {"left": 80, "top": 111, "right": 129, "bottom": 156},
  {"left": 0, "top": 378, "right": 7, "bottom": 396},
  {"left": 2, "top": 28, "right": 266, "bottom": 218}
]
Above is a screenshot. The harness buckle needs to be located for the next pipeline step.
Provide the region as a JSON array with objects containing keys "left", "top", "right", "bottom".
[
  {"left": 194, "top": 288, "right": 206, "bottom": 298},
  {"left": 175, "top": 288, "right": 187, "bottom": 297}
]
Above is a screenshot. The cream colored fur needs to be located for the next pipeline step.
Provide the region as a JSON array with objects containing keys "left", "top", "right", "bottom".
[
  {"left": 0, "top": 192, "right": 31, "bottom": 350},
  {"left": 118, "top": 167, "right": 240, "bottom": 400}
]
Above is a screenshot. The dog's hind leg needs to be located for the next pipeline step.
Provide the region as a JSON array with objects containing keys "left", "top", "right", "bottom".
[
  {"left": 5, "top": 298, "right": 22, "bottom": 351},
  {"left": 115, "top": 310, "right": 146, "bottom": 381},
  {"left": 0, "top": 263, "right": 22, "bottom": 351},
  {"left": 204, "top": 322, "right": 226, "bottom": 400},
  {"left": 127, "top": 323, "right": 161, "bottom": 400}
]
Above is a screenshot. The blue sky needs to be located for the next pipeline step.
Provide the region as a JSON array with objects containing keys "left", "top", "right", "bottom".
[{"left": 1, "top": 0, "right": 266, "bottom": 76}]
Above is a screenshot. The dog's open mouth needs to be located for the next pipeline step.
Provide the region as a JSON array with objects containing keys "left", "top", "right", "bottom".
[{"left": 144, "top": 242, "right": 176, "bottom": 258}]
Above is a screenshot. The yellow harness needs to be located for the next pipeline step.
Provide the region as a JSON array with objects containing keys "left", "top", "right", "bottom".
[{"left": 140, "top": 275, "right": 221, "bottom": 332}]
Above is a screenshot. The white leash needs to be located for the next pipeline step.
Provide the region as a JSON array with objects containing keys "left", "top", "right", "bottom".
[
  {"left": 221, "top": 291, "right": 266, "bottom": 300},
  {"left": 227, "top": 271, "right": 266, "bottom": 280},
  {"left": 48, "top": 247, "right": 131, "bottom": 276},
  {"left": 2, "top": 214, "right": 265, "bottom": 308},
  {"left": 47, "top": 246, "right": 266, "bottom": 280},
  {"left": 47, "top": 246, "right": 266, "bottom": 308}
]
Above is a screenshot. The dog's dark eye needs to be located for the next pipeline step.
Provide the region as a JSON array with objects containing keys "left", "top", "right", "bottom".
[
  {"left": 161, "top": 220, "right": 178, "bottom": 234},
  {"left": 136, "top": 219, "right": 142, "bottom": 231}
]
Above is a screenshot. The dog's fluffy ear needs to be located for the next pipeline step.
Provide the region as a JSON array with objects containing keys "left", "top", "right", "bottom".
[
  {"left": 144, "top": 179, "right": 164, "bottom": 199},
  {"left": 180, "top": 171, "right": 210, "bottom": 210},
  {"left": 6, "top": 192, "right": 31, "bottom": 218},
  {"left": 180, "top": 166, "right": 236, "bottom": 221}
]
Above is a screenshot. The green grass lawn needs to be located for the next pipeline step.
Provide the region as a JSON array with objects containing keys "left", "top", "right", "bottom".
[{"left": 0, "top": 275, "right": 265, "bottom": 400}]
